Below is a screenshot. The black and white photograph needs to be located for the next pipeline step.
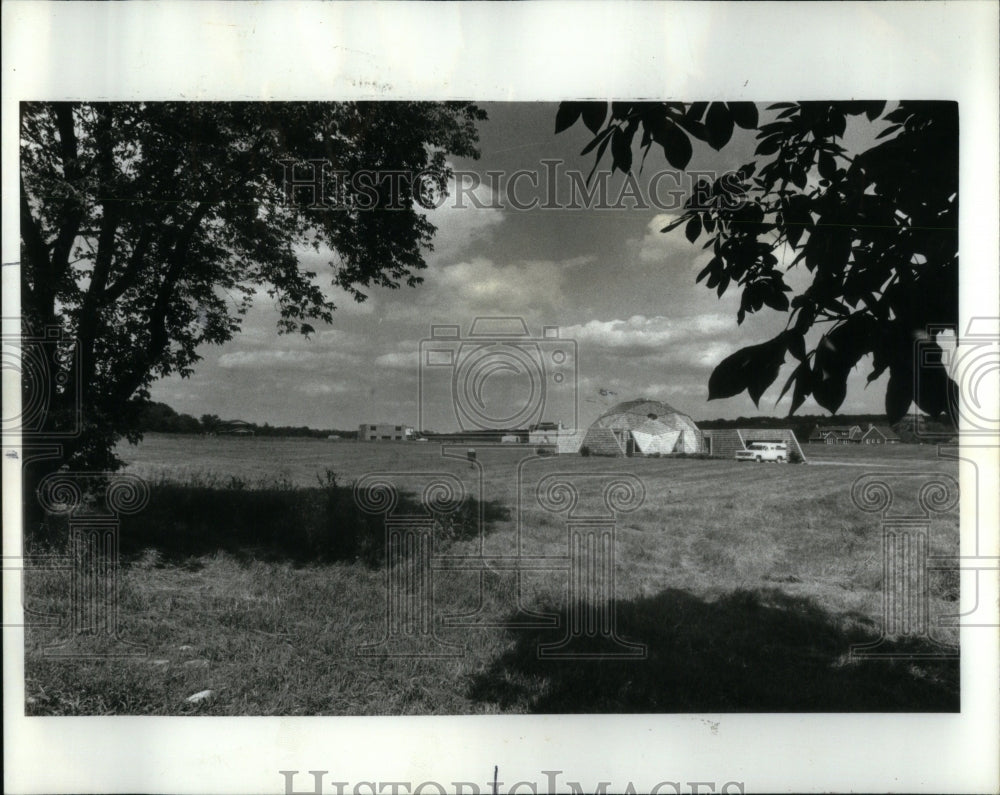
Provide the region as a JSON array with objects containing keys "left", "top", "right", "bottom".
[
  {"left": 4, "top": 3, "right": 998, "bottom": 794},
  {"left": 17, "top": 96, "right": 965, "bottom": 713}
]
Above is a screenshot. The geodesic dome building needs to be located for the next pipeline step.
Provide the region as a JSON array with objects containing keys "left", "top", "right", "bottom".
[{"left": 580, "top": 399, "right": 703, "bottom": 456}]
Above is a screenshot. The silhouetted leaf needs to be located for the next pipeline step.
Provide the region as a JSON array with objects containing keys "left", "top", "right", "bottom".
[
  {"left": 865, "top": 101, "right": 886, "bottom": 121},
  {"left": 555, "top": 103, "right": 583, "bottom": 134},
  {"left": 786, "top": 331, "right": 806, "bottom": 361},
  {"left": 708, "top": 336, "right": 786, "bottom": 406},
  {"left": 728, "top": 102, "right": 759, "bottom": 130},
  {"left": 585, "top": 133, "right": 613, "bottom": 184},
  {"left": 580, "top": 126, "right": 614, "bottom": 156},
  {"left": 885, "top": 368, "right": 913, "bottom": 423},
  {"left": 777, "top": 359, "right": 809, "bottom": 412},
  {"left": 685, "top": 214, "right": 702, "bottom": 243},
  {"left": 661, "top": 123, "right": 693, "bottom": 170},
  {"left": 705, "top": 102, "right": 735, "bottom": 150},
  {"left": 661, "top": 214, "right": 687, "bottom": 233},
  {"left": 685, "top": 102, "right": 708, "bottom": 121},
  {"left": 695, "top": 258, "right": 716, "bottom": 283},
  {"left": 611, "top": 127, "right": 633, "bottom": 173},
  {"left": 581, "top": 102, "right": 608, "bottom": 135},
  {"left": 762, "top": 287, "right": 790, "bottom": 312},
  {"left": 755, "top": 134, "right": 782, "bottom": 156},
  {"left": 818, "top": 152, "right": 837, "bottom": 180},
  {"left": 913, "top": 340, "right": 957, "bottom": 418}
]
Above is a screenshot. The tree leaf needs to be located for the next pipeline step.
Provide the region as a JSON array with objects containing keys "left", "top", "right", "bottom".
[
  {"left": 685, "top": 102, "right": 708, "bottom": 121},
  {"left": 777, "top": 359, "right": 809, "bottom": 408},
  {"left": 865, "top": 101, "right": 887, "bottom": 121},
  {"left": 810, "top": 337, "right": 847, "bottom": 413},
  {"left": 818, "top": 152, "right": 837, "bottom": 180},
  {"left": 708, "top": 336, "right": 786, "bottom": 405},
  {"left": 755, "top": 134, "right": 782, "bottom": 156},
  {"left": 705, "top": 102, "right": 735, "bottom": 150},
  {"left": 661, "top": 123, "right": 693, "bottom": 170},
  {"left": 580, "top": 126, "right": 614, "bottom": 156},
  {"left": 581, "top": 102, "right": 608, "bottom": 135},
  {"left": 785, "top": 330, "right": 806, "bottom": 361},
  {"left": 685, "top": 214, "right": 702, "bottom": 243},
  {"left": 611, "top": 127, "right": 633, "bottom": 173},
  {"left": 885, "top": 367, "right": 913, "bottom": 423},
  {"left": 555, "top": 102, "right": 583, "bottom": 134},
  {"left": 762, "top": 285, "right": 790, "bottom": 312},
  {"left": 695, "top": 257, "right": 716, "bottom": 283},
  {"left": 661, "top": 214, "right": 687, "bottom": 233},
  {"left": 728, "top": 102, "right": 759, "bottom": 130},
  {"left": 913, "top": 339, "right": 957, "bottom": 418}
]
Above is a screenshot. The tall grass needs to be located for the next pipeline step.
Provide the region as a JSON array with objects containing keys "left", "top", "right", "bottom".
[
  {"left": 103, "top": 468, "right": 507, "bottom": 566},
  {"left": 23, "top": 440, "right": 961, "bottom": 715}
]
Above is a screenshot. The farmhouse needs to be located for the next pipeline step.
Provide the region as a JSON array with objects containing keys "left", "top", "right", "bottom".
[
  {"left": 809, "top": 424, "right": 863, "bottom": 444},
  {"left": 579, "top": 399, "right": 702, "bottom": 456},
  {"left": 809, "top": 423, "right": 901, "bottom": 445},
  {"left": 358, "top": 423, "right": 414, "bottom": 441},
  {"left": 859, "top": 424, "right": 901, "bottom": 444}
]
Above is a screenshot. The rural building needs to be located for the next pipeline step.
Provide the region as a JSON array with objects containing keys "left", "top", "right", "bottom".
[
  {"left": 809, "top": 423, "right": 900, "bottom": 445},
  {"left": 528, "top": 422, "right": 585, "bottom": 453},
  {"left": 859, "top": 424, "right": 901, "bottom": 444},
  {"left": 579, "top": 399, "right": 702, "bottom": 456},
  {"left": 702, "top": 428, "right": 807, "bottom": 462},
  {"left": 217, "top": 419, "right": 255, "bottom": 436},
  {"left": 809, "top": 424, "right": 863, "bottom": 444},
  {"left": 358, "top": 423, "right": 414, "bottom": 441}
]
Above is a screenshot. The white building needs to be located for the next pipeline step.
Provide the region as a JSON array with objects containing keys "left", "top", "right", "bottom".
[{"left": 358, "top": 423, "right": 414, "bottom": 441}]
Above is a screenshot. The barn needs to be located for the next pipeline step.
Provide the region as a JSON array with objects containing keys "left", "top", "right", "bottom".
[{"left": 580, "top": 399, "right": 703, "bottom": 456}]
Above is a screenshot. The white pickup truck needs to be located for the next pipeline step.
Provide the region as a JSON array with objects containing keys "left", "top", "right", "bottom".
[{"left": 734, "top": 441, "right": 788, "bottom": 463}]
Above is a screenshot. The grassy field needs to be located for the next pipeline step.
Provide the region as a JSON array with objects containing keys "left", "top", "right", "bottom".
[{"left": 23, "top": 435, "right": 960, "bottom": 714}]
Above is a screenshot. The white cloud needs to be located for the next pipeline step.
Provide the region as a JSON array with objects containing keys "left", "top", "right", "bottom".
[
  {"left": 374, "top": 351, "right": 418, "bottom": 370},
  {"left": 563, "top": 313, "right": 730, "bottom": 350},
  {"left": 217, "top": 349, "right": 359, "bottom": 369},
  {"left": 296, "top": 382, "right": 350, "bottom": 396},
  {"left": 423, "top": 173, "right": 506, "bottom": 264},
  {"left": 637, "top": 213, "right": 701, "bottom": 265}
]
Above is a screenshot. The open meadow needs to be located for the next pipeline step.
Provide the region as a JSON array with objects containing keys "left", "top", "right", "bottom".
[{"left": 23, "top": 435, "right": 961, "bottom": 714}]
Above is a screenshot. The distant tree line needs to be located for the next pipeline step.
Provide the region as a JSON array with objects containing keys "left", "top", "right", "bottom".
[
  {"left": 696, "top": 413, "right": 954, "bottom": 444},
  {"left": 128, "top": 401, "right": 358, "bottom": 439}
]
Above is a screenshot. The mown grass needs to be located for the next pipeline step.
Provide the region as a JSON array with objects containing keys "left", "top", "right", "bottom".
[{"left": 22, "top": 436, "right": 961, "bottom": 714}]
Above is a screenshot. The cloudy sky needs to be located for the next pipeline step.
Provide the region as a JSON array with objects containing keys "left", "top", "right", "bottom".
[{"left": 151, "top": 102, "right": 892, "bottom": 432}]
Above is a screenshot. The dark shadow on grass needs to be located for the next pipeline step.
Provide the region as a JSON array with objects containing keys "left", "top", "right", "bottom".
[
  {"left": 467, "top": 587, "right": 958, "bottom": 712},
  {"left": 106, "top": 480, "right": 510, "bottom": 567}
]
